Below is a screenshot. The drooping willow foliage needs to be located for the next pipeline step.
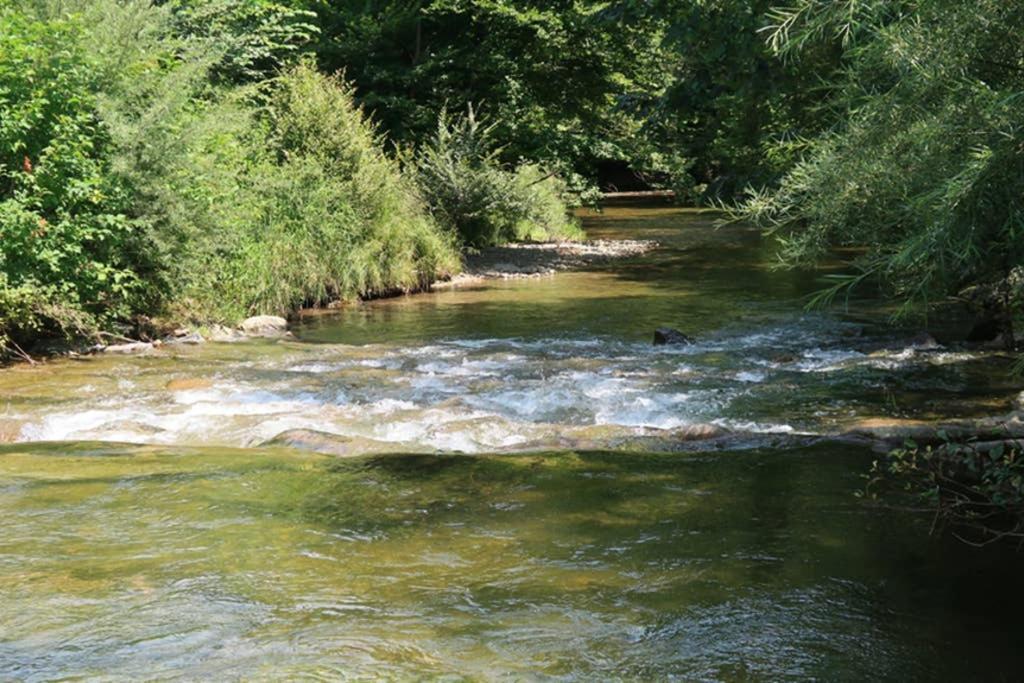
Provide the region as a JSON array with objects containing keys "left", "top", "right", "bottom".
[{"left": 739, "top": 0, "right": 1024, "bottom": 319}]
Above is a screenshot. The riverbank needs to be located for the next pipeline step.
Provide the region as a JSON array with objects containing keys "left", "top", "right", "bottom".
[
  {"left": 437, "top": 238, "right": 658, "bottom": 286},
  {"left": 4, "top": 235, "right": 659, "bottom": 364}
]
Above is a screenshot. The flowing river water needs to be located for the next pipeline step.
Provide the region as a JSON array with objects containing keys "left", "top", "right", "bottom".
[{"left": 2, "top": 205, "right": 1024, "bottom": 679}]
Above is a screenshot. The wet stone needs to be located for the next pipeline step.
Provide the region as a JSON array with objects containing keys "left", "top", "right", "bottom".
[{"left": 653, "top": 328, "right": 692, "bottom": 345}]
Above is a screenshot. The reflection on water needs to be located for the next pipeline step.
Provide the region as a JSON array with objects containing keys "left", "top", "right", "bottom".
[{"left": 1, "top": 442, "right": 1023, "bottom": 680}]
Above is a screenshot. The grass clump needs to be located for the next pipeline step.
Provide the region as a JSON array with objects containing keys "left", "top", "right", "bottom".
[
  {"left": 413, "top": 106, "right": 582, "bottom": 248},
  {"left": 200, "top": 63, "right": 460, "bottom": 320}
]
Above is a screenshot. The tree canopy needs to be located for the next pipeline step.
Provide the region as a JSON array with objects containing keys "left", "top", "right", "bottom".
[{"left": 2, "top": 0, "right": 1023, "bottom": 353}]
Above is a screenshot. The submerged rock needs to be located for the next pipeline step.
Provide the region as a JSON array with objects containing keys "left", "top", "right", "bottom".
[
  {"left": 164, "top": 331, "right": 204, "bottom": 345},
  {"left": 90, "top": 420, "right": 166, "bottom": 435},
  {"left": 165, "top": 377, "right": 214, "bottom": 392},
  {"left": 208, "top": 324, "right": 246, "bottom": 343},
  {"left": 908, "top": 332, "right": 940, "bottom": 350},
  {"left": 103, "top": 341, "right": 154, "bottom": 354},
  {"left": 240, "top": 315, "right": 288, "bottom": 336},
  {"left": 653, "top": 328, "right": 692, "bottom": 346},
  {"left": 667, "top": 423, "right": 728, "bottom": 441},
  {"left": 0, "top": 419, "right": 24, "bottom": 443},
  {"left": 260, "top": 429, "right": 400, "bottom": 457}
]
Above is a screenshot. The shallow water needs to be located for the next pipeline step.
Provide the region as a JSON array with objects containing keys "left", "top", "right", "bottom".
[
  {"left": 1, "top": 207, "right": 1018, "bottom": 452},
  {"left": 3, "top": 443, "right": 1024, "bottom": 680},
  {"left": 2, "top": 205, "right": 1024, "bottom": 679}
]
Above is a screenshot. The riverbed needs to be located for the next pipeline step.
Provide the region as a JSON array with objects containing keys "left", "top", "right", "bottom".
[{"left": 2, "top": 205, "right": 1023, "bottom": 679}]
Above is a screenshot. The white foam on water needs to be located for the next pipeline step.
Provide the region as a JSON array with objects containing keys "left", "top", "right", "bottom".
[
  {"left": 713, "top": 418, "right": 796, "bottom": 434},
  {"left": 10, "top": 321, "right": 989, "bottom": 452},
  {"left": 792, "top": 348, "right": 866, "bottom": 373}
]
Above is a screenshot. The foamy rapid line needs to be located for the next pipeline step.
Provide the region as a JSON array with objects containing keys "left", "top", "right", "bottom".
[{"left": 7, "top": 321, "right": 980, "bottom": 452}]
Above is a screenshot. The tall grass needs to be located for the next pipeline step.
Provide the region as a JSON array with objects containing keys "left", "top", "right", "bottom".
[
  {"left": 204, "top": 63, "right": 460, "bottom": 319},
  {"left": 413, "top": 106, "right": 582, "bottom": 248},
  {"left": 0, "top": 0, "right": 459, "bottom": 353}
]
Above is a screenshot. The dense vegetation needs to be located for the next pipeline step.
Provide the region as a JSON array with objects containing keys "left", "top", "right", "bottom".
[
  {"left": 0, "top": 0, "right": 577, "bottom": 354},
  {"left": 4, "top": 0, "right": 1021, "bottom": 342},
  {"left": 741, "top": 0, "right": 1024, "bottom": 328}
]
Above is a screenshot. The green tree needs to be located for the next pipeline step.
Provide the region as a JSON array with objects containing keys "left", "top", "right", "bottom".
[
  {"left": 312, "top": 0, "right": 672, "bottom": 182},
  {"left": 740, "top": 0, "right": 1024, "bottom": 331}
]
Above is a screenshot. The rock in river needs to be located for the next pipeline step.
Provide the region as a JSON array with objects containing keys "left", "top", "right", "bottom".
[
  {"left": 653, "top": 328, "right": 692, "bottom": 346},
  {"left": 103, "top": 341, "right": 154, "bottom": 354},
  {"left": 239, "top": 315, "right": 288, "bottom": 336},
  {"left": 208, "top": 324, "right": 246, "bottom": 343},
  {"left": 260, "top": 429, "right": 401, "bottom": 457}
]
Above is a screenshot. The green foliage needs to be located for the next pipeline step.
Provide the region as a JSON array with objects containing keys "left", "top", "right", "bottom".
[
  {"left": 0, "top": 7, "right": 142, "bottom": 345},
  {"left": 637, "top": 0, "right": 842, "bottom": 199},
  {"left": 413, "top": 106, "right": 581, "bottom": 247},
  {"left": 0, "top": 0, "right": 458, "bottom": 355},
  {"left": 312, "top": 0, "right": 672, "bottom": 184},
  {"left": 865, "top": 435, "right": 1024, "bottom": 545},
  {"left": 739, "top": 0, "right": 1024, "bottom": 317},
  {"left": 206, "top": 63, "right": 459, "bottom": 318},
  {"left": 167, "top": 0, "right": 319, "bottom": 82}
]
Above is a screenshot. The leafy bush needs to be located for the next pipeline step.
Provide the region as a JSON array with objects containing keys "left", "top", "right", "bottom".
[
  {"left": 167, "top": 0, "right": 318, "bottom": 82},
  {"left": 739, "top": 0, "right": 1024, "bottom": 320},
  {"left": 413, "top": 107, "right": 581, "bottom": 248},
  {"left": 203, "top": 63, "right": 459, "bottom": 319},
  {"left": 0, "top": 7, "right": 144, "bottom": 345},
  {"left": 865, "top": 434, "right": 1024, "bottom": 546},
  {"left": 0, "top": 1, "right": 459, "bottom": 355}
]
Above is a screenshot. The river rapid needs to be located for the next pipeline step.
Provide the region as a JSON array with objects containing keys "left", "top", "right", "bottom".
[{"left": 2, "top": 205, "right": 1023, "bottom": 679}]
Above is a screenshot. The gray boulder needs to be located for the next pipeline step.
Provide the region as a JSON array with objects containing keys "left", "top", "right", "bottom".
[{"left": 240, "top": 315, "right": 288, "bottom": 336}]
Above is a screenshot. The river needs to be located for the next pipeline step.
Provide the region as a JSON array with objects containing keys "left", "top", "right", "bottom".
[{"left": 2, "top": 205, "right": 1023, "bottom": 679}]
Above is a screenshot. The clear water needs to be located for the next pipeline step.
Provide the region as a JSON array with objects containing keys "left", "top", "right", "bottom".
[{"left": 1, "top": 205, "right": 1022, "bottom": 680}]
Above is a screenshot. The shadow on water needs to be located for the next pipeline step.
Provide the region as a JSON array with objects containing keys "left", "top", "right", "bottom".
[{"left": 2, "top": 441, "right": 1024, "bottom": 678}]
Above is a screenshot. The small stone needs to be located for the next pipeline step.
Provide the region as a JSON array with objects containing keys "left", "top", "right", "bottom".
[
  {"left": 653, "top": 328, "right": 692, "bottom": 346},
  {"left": 165, "top": 378, "right": 214, "bottom": 392},
  {"left": 103, "top": 341, "right": 154, "bottom": 354}
]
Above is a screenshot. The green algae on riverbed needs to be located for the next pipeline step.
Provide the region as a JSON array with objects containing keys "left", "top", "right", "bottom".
[{"left": 2, "top": 441, "right": 1024, "bottom": 679}]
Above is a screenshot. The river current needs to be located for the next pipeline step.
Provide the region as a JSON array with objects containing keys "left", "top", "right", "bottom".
[{"left": 1, "top": 205, "right": 1023, "bottom": 679}]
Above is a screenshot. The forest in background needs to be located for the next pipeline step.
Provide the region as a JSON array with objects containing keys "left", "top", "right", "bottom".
[{"left": 1, "top": 0, "right": 1022, "bottom": 355}]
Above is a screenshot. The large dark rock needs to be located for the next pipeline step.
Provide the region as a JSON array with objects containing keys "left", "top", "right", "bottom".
[
  {"left": 966, "top": 315, "right": 1006, "bottom": 343},
  {"left": 653, "top": 327, "right": 692, "bottom": 346}
]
